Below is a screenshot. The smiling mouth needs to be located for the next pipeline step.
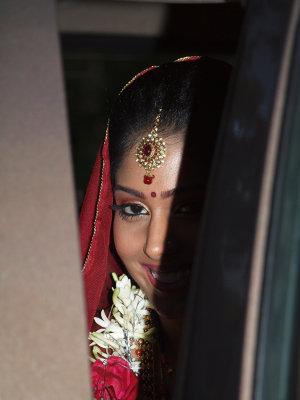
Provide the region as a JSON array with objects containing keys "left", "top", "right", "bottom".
[
  {"left": 150, "top": 268, "right": 190, "bottom": 283},
  {"left": 142, "top": 264, "right": 191, "bottom": 287}
]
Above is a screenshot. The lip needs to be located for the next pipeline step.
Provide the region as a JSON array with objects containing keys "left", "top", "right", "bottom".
[
  {"left": 142, "top": 263, "right": 172, "bottom": 272},
  {"left": 142, "top": 263, "right": 191, "bottom": 292}
]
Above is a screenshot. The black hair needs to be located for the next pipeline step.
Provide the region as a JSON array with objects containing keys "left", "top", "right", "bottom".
[{"left": 109, "top": 57, "right": 232, "bottom": 182}]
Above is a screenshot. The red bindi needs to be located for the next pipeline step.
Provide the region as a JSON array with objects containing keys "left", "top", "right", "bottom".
[{"left": 151, "top": 192, "right": 157, "bottom": 198}]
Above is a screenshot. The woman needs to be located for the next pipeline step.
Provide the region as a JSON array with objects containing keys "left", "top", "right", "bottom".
[{"left": 80, "top": 56, "right": 231, "bottom": 400}]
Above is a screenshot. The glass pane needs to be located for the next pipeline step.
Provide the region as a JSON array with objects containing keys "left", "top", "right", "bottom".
[{"left": 254, "top": 10, "right": 300, "bottom": 400}]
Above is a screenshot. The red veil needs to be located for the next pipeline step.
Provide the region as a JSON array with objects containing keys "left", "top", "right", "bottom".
[
  {"left": 79, "top": 55, "right": 228, "bottom": 332},
  {"left": 79, "top": 57, "right": 201, "bottom": 332},
  {"left": 79, "top": 132, "right": 122, "bottom": 331},
  {"left": 78, "top": 56, "right": 232, "bottom": 400},
  {"left": 79, "top": 64, "right": 161, "bottom": 331}
]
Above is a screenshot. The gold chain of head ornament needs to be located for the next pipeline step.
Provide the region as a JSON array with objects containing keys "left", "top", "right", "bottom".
[
  {"left": 82, "top": 57, "right": 201, "bottom": 272},
  {"left": 135, "top": 108, "right": 166, "bottom": 185}
]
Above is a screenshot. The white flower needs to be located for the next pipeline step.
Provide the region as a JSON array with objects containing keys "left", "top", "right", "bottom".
[{"left": 89, "top": 273, "right": 155, "bottom": 375}]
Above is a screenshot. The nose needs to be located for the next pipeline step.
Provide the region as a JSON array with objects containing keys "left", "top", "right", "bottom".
[{"left": 143, "top": 214, "right": 172, "bottom": 261}]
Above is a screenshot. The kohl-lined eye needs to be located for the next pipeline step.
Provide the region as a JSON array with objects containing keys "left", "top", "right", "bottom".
[{"left": 111, "top": 203, "right": 149, "bottom": 217}]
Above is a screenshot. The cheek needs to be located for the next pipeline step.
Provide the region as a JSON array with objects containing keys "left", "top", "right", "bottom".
[
  {"left": 171, "top": 218, "right": 201, "bottom": 248},
  {"left": 113, "top": 216, "right": 144, "bottom": 263}
]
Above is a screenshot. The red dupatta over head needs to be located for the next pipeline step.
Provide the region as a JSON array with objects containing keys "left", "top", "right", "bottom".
[
  {"left": 79, "top": 56, "right": 205, "bottom": 332},
  {"left": 79, "top": 131, "right": 121, "bottom": 331},
  {"left": 79, "top": 64, "right": 163, "bottom": 331},
  {"left": 79, "top": 56, "right": 232, "bottom": 400}
]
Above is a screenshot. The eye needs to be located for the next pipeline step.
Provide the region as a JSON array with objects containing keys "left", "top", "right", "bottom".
[
  {"left": 175, "top": 202, "right": 203, "bottom": 215},
  {"left": 122, "top": 203, "right": 148, "bottom": 216},
  {"left": 111, "top": 203, "right": 149, "bottom": 218}
]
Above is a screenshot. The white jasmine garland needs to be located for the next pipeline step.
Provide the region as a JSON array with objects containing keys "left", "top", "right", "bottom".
[{"left": 89, "top": 273, "right": 156, "bottom": 375}]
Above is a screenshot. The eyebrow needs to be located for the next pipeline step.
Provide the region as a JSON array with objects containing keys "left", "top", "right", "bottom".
[
  {"left": 161, "top": 185, "right": 206, "bottom": 199},
  {"left": 114, "top": 185, "right": 145, "bottom": 199}
]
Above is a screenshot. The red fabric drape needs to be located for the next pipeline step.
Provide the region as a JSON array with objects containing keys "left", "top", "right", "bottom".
[
  {"left": 79, "top": 56, "right": 206, "bottom": 332},
  {"left": 79, "top": 135, "right": 122, "bottom": 331}
]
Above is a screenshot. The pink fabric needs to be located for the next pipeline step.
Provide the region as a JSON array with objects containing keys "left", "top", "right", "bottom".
[{"left": 91, "top": 357, "right": 139, "bottom": 400}]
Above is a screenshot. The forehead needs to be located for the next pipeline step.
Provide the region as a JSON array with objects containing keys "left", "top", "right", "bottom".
[{"left": 114, "top": 133, "right": 210, "bottom": 192}]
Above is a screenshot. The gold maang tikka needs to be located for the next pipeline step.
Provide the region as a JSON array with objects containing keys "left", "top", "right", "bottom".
[{"left": 136, "top": 108, "right": 166, "bottom": 184}]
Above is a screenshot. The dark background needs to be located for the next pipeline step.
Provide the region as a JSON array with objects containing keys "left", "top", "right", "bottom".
[{"left": 59, "top": 2, "right": 243, "bottom": 211}]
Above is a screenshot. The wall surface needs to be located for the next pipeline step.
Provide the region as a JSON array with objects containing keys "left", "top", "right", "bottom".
[
  {"left": 0, "top": 1, "right": 90, "bottom": 398},
  {"left": 57, "top": 0, "right": 240, "bottom": 35}
]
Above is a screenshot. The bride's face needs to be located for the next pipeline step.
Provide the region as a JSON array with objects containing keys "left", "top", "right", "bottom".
[{"left": 113, "top": 131, "right": 206, "bottom": 319}]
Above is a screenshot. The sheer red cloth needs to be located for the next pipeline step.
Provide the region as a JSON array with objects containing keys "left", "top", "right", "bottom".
[
  {"left": 79, "top": 56, "right": 231, "bottom": 400},
  {"left": 79, "top": 56, "right": 202, "bottom": 332},
  {"left": 79, "top": 55, "right": 230, "bottom": 333},
  {"left": 79, "top": 134, "right": 122, "bottom": 331},
  {"left": 79, "top": 65, "right": 164, "bottom": 331}
]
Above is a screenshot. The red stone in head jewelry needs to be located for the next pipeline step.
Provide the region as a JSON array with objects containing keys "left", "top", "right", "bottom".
[{"left": 136, "top": 108, "right": 166, "bottom": 185}]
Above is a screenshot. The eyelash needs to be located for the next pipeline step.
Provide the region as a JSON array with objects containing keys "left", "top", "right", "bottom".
[
  {"left": 111, "top": 201, "right": 202, "bottom": 222},
  {"left": 110, "top": 203, "right": 149, "bottom": 220}
]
